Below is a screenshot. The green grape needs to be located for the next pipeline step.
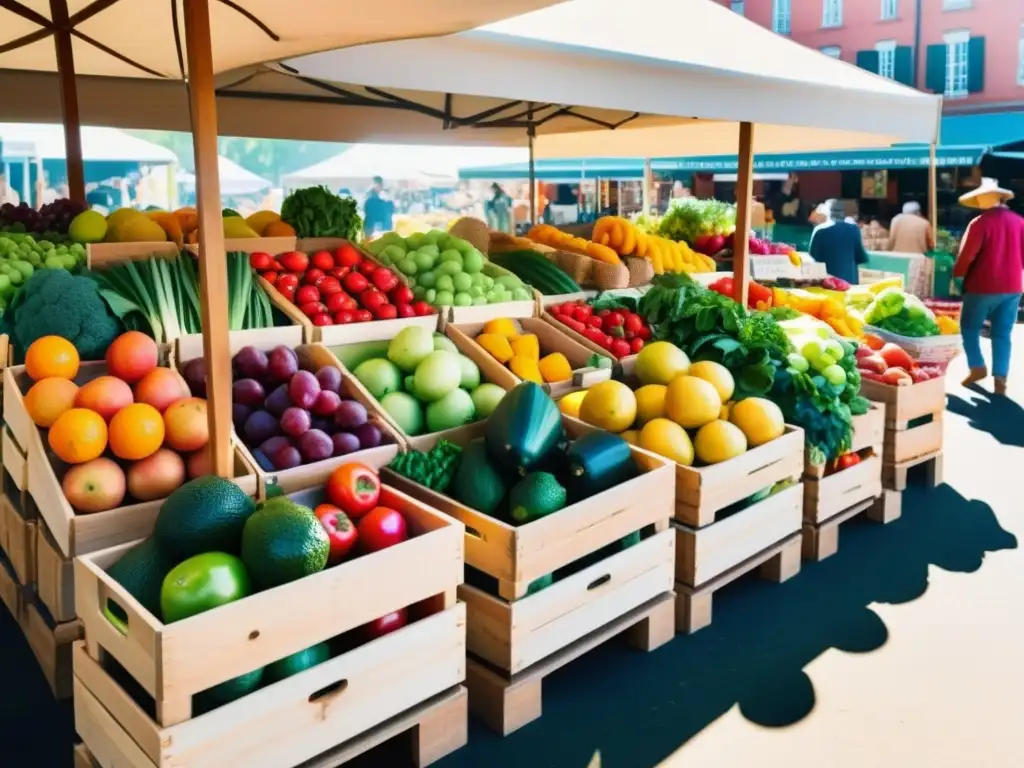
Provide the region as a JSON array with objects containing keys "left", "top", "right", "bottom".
[
  {"left": 453, "top": 292, "right": 472, "bottom": 307},
  {"left": 435, "top": 290, "right": 455, "bottom": 305}
]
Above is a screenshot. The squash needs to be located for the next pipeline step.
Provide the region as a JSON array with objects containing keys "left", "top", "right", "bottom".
[
  {"left": 565, "top": 431, "right": 635, "bottom": 502},
  {"left": 485, "top": 382, "right": 564, "bottom": 477}
]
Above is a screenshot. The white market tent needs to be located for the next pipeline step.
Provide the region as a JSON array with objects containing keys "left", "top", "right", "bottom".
[
  {"left": 282, "top": 145, "right": 527, "bottom": 190},
  {"left": 0, "top": 123, "right": 177, "bottom": 163},
  {"left": 178, "top": 155, "right": 273, "bottom": 196}
]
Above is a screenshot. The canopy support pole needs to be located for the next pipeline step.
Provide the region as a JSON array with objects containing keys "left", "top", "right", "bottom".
[
  {"left": 928, "top": 143, "right": 938, "bottom": 236},
  {"left": 732, "top": 122, "right": 755, "bottom": 308},
  {"left": 642, "top": 158, "right": 652, "bottom": 215},
  {"left": 184, "top": 0, "right": 233, "bottom": 478},
  {"left": 528, "top": 106, "right": 537, "bottom": 226},
  {"left": 49, "top": 0, "right": 86, "bottom": 206}
]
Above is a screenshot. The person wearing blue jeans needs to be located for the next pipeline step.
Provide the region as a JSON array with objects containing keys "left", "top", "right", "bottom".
[{"left": 960, "top": 293, "right": 1021, "bottom": 390}]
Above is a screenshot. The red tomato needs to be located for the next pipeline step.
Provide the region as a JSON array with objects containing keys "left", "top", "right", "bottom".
[
  {"left": 879, "top": 343, "right": 914, "bottom": 371},
  {"left": 262, "top": 271, "right": 279, "bottom": 286},
  {"left": 250, "top": 251, "right": 275, "bottom": 271},
  {"left": 371, "top": 268, "right": 400, "bottom": 293},
  {"left": 390, "top": 284, "right": 414, "bottom": 305},
  {"left": 834, "top": 453, "right": 862, "bottom": 472},
  {"left": 637, "top": 325, "right": 652, "bottom": 340},
  {"left": 397, "top": 304, "right": 416, "bottom": 318},
  {"left": 336, "top": 244, "right": 362, "bottom": 269},
  {"left": 358, "top": 260, "right": 377, "bottom": 274},
  {"left": 326, "top": 292, "right": 351, "bottom": 314},
  {"left": 318, "top": 276, "right": 342, "bottom": 296},
  {"left": 330, "top": 266, "right": 351, "bottom": 281},
  {"left": 314, "top": 504, "right": 359, "bottom": 565},
  {"left": 343, "top": 272, "right": 369, "bottom": 295},
  {"left": 326, "top": 462, "right": 381, "bottom": 517},
  {"left": 304, "top": 268, "right": 326, "bottom": 287},
  {"left": 572, "top": 306, "right": 592, "bottom": 322},
  {"left": 374, "top": 303, "right": 398, "bottom": 320},
  {"left": 586, "top": 315, "right": 604, "bottom": 329},
  {"left": 610, "top": 339, "right": 631, "bottom": 358},
  {"left": 361, "top": 607, "right": 407, "bottom": 641},
  {"left": 295, "top": 285, "right": 320, "bottom": 306},
  {"left": 623, "top": 314, "right": 644, "bottom": 333},
  {"left": 311, "top": 251, "right": 335, "bottom": 272},
  {"left": 606, "top": 312, "right": 625, "bottom": 328},
  {"left": 354, "top": 309, "right": 373, "bottom": 323},
  {"left": 279, "top": 285, "right": 296, "bottom": 302},
  {"left": 277, "top": 273, "right": 299, "bottom": 292},
  {"left": 299, "top": 301, "right": 327, "bottom": 316},
  {"left": 630, "top": 337, "right": 645, "bottom": 354},
  {"left": 358, "top": 506, "right": 408, "bottom": 552},
  {"left": 311, "top": 313, "right": 333, "bottom": 327},
  {"left": 411, "top": 301, "right": 434, "bottom": 316},
  {"left": 278, "top": 251, "right": 309, "bottom": 273},
  {"left": 333, "top": 310, "right": 355, "bottom": 325},
  {"left": 360, "top": 288, "right": 387, "bottom": 311}
]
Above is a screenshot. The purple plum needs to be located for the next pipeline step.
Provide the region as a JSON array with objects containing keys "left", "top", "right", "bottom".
[
  {"left": 297, "top": 429, "right": 334, "bottom": 463},
  {"left": 244, "top": 410, "right": 280, "bottom": 445},
  {"left": 271, "top": 445, "right": 303, "bottom": 470},
  {"left": 315, "top": 366, "right": 342, "bottom": 394},
  {"left": 352, "top": 422, "right": 383, "bottom": 449},
  {"left": 333, "top": 399, "right": 368, "bottom": 430},
  {"left": 332, "top": 432, "right": 361, "bottom": 457},
  {"left": 288, "top": 370, "right": 321, "bottom": 409},
  {"left": 183, "top": 358, "right": 207, "bottom": 397},
  {"left": 267, "top": 346, "right": 299, "bottom": 384},
  {"left": 234, "top": 346, "right": 269, "bottom": 380},
  {"left": 280, "top": 407, "right": 312, "bottom": 438},
  {"left": 265, "top": 384, "right": 291, "bottom": 417},
  {"left": 233, "top": 378, "right": 266, "bottom": 408},
  {"left": 311, "top": 390, "right": 341, "bottom": 417}
]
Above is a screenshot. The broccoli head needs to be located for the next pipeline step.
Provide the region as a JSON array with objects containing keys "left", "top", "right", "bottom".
[{"left": 8, "top": 269, "right": 122, "bottom": 360}]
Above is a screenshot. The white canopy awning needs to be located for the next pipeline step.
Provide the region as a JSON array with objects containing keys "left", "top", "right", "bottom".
[
  {"left": 0, "top": 123, "right": 177, "bottom": 164},
  {"left": 178, "top": 155, "right": 273, "bottom": 195}
]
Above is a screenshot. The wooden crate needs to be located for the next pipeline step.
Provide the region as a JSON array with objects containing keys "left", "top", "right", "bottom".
[
  {"left": 541, "top": 311, "right": 638, "bottom": 378},
  {"left": 385, "top": 417, "right": 675, "bottom": 600},
  {"left": 446, "top": 263, "right": 541, "bottom": 325},
  {"left": 859, "top": 376, "right": 946, "bottom": 424},
  {"left": 36, "top": 523, "right": 75, "bottom": 624},
  {"left": 174, "top": 341, "right": 404, "bottom": 496},
  {"left": 804, "top": 405, "right": 885, "bottom": 479},
  {"left": 446, "top": 315, "right": 612, "bottom": 398},
  {"left": 674, "top": 483, "right": 803, "bottom": 634},
  {"left": 0, "top": 491, "right": 36, "bottom": 585},
  {"left": 861, "top": 377, "right": 945, "bottom": 491},
  {"left": 73, "top": 606, "right": 467, "bottom": 768},
  {"left": 802, "top": 490, "right": 902, "bottom": 562},
  {"left": 3, "top": 425, "right": 28, "bottom": 491},
  {"left": 75, "top": 482, "right": 462, "bottom": 729},
  {"left": 74, "top": 743, "right": 97, "bottom": 768},
  {"left": 0, "top": 549, "right": 26, "bottom": 621},
  {"left": 21, "top": 598, "right": 83, "bottom": 699},
  {"left": 466, "top": 593, "right": 674, "bottom": 736},
  {"left": 86, "top": 242, "right": 178, "bottom": 268},
  {"left": 675, "top": 427, "right": 804, "bottom": 527},
  {"left": 803, "top": 455, "right": 883, "bottom": 525}
]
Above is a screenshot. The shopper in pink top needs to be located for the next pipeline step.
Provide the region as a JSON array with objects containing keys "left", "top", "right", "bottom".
[{"left": 953, "top": 179, "right": 1024, "bottom": 395}]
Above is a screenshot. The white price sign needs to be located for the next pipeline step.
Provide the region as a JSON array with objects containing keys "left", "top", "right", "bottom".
[{"left": 750, "top": 256, "right": 797, "bottom": 281}]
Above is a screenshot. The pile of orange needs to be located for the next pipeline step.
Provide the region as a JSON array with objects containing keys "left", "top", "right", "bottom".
[{"left": 22, "top": 332, "right": 210, "bottom": 514}]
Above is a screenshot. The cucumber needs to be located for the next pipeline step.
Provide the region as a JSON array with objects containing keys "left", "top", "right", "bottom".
[{"left": 491, "top": 251, "right": 580, "bottom": 295}]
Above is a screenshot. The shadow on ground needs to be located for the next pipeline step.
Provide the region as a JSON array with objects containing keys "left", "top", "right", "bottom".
[
  {"left": 0, "top": 479, "right": 1015, "bottom": 768},
  {"left": 946, "top": 388, "right": 1024, "bottom": 447}
]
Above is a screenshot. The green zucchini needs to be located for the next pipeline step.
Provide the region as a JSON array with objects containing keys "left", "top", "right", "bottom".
[{"left": 490, "top": 251, "right": 580, "bottom": 295}]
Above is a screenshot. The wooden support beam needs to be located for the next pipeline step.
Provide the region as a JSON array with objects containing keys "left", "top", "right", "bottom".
[
  {"left": 184, "top": 0, "right": 233, "bottom": 478},
  {"left": 50, "top": 0, "right": 85, "bottom": 205},
  {"left": 732, "top": 122, "right": 755, "bottom": 308}
]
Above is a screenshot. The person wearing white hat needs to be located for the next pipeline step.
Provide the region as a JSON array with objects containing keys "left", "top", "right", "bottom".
[{"left": 953, "top": 179, "right": 1024, "bottom": 395}]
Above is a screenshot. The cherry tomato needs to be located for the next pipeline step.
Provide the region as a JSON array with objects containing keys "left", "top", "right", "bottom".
[
  {"left": 276, "top": 273, "right": 299, "bottom": 292},
  {"left": 572, "top": 306, "right": 592, "bottom": 322},
  {"left": 295, "top": 285, "right": 320, "bottom": 306},
  {"left": 318, "top": 276, "right": 342, "bottom": 296},
  {"left": 311, "top": 251, "right": 335, "bottom": 272},
  {"left": 637, "top": 326, "right": 652, "bottom": 340},
  {"left": 390, "top": 284, "right": 414, "bottom": 305},
  {"left": 326, "top": 462, "right": 381, "bottom": 517},
  {"left": 374, "top": 303, "right": 398, "bottom": 320},
  {"left": 357, "top": 506, "right": 408, "bottom": 552},
  {"left": 354, "top": 309, "right": 373, "bottom": 323},
  {"left": 330, "top": 266, "right": 351, "bottom": 281},
  {"left": 333, "top": 310, "right": 355, "bottom": 325},
  {"left": 624, "top": 314, "right": 644, "bottom": 333},
  {"left": 314, "top": 504, "right": 359, "bottom": 565},
  {"left": 278, "top": 251, "right": 309, "bottom": 273},
  {"left": 835, "top": 453, "right": 862, "bottom": 471},
  {"left": 586, "top": 315, "right": 604, "bottom": 329},
  {"left": 610, "top": 339, "right": 631, "bottom": 358},
  {"left": 397, "top": 304, "right": 416, "bottom": 318},
  {"left": 411, "top": 301, "right": 434, "bottom": 316},
  {"left": 299, "top": 301, "right": 327, "bottom": 316},
  {"left": 250, "top": 251, "right": 275, "bottom": 271},
  {"left": 343, "top": 272, "right": 369, "bottom": 295},
  {"left": 360, "top": 607, "right": 407, "bottom": 641},
  {"left": 311, "top": 312, "right": 333, "bottom": 327},
  {"left": 336, "top": 244, "right": 362, "bottom": 269},
  {"left": 358, "top": 261, "right": 377, "bottom": 276},
  {"left": 629, "top": 337, "right": 645, "bottom": 354},
  {"left": 279, "top": 285, "right": 296, "bottom": 302},
  {"left": 371, "top": 268, "right": 399, "bottom": 293},
  {"left": 304, "top": 268, "right": 326, "bottom": 287},
  {"left": 262, "top": 271, "right": 279, "bottom": 286},
  {"left": 360, "top": 289, "right": 387, "bottom": 311},
  {"left": 606, "top": 312, "right": 625, "bottom": 328}
]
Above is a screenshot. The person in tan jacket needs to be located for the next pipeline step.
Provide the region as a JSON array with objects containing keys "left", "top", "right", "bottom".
[{"left": 888, "top": 201, "right": 934, "bottom": 253}]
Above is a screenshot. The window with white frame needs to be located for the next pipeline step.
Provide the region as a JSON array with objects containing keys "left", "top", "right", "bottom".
[
  {"left": 773, "top": 0, "right": 791, "bottom": 35},
  {"left": 944, "top": 30, "right": 970, "bottom": 98},
  {"left": 881, "top": 0, "right": 898, "bottom": 20},
  {"left": 1019, "top": 24, "right": 1024, "bottom": 85},
  {"left": 943, "top": 0, "right": 972, "bottom": 10},
  {"left": 820, "top": 46, "right": 841, "bottom": 58},
  {"left": 822, "top": 0, "right": 842, "bottom": 28},
  {"left": 876, "top": 40, "right": 897, "bottom": 79},
  {"left": 731, "top": 0, "right": 745, "bottom": 14}
]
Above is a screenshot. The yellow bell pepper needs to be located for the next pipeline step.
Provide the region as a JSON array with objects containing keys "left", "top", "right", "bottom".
[
  {"left": 509, "top": 355, "right": 544, "bottom": 384},
  {"left": 538, "top": 353, "right": 572, "bottom": 383}
]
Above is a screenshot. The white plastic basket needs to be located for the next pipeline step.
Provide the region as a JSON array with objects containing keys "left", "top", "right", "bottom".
[{"left": 866, "top": 324, "right": 963, "bottom": 369}]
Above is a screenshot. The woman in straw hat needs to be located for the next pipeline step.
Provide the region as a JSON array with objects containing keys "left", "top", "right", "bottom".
[{"left": 953, "top": 178, "right": 1024, "bottom": 394}]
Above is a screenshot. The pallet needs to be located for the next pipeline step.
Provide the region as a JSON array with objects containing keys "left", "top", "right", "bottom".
[
  {"left": 675, "top": 533, "right": 802, "bottom": 635},
  {"left": 465, "top": 592, "right": 674, "bottom": 735},
  {"left": 802, "top": 490, "right": 902, "bottom": 562},
  {"left": 883, "top": 451, "right": 944, "bottom": 492}
]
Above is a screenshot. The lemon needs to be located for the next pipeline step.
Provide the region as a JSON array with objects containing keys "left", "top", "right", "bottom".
[
  {"left": 68, "top": 210, "right": 107, "bottom": 244},
  {"left": 558, "top": 390, "right": 588, "bottom": 419},
  {"left": 720, "top": 401, "right": 734, "bottom": 421},
  {"left": 639, "top": 418, "right": 694, "bottom": 466},
  {"left": 664, "top": 375, "right": 721, "bottom": 429},
  {"left": 621, "top": 429, "right": 640, "bottom": 446},
  {"left": 579, "top": 381, "right": 637, "bottom": 433},
  {"left": 634, "top": 342, "right": 690, "bottom": 386},
  {"left": 688, "top": 361, "right": 735, "bottom": 403},
  {"left": 634, "top": 384, "right": 667, "bottom": 427},
  {"left": 694, "top": 420, "right": 748, "bottom": 464},
  {"left": 729, "top": 397, "right": 785, "bottom": 446}
]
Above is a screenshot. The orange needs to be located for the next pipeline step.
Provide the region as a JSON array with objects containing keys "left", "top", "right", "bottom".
[
  {"left": 25, "top": 377, "right": 79, "bottom": 428},
  {"left": 25, "top": 336, "right": 80, "bottom": 381},
  {"left": 108, "top": 403, "right": 165, "bottom": 461},
  {"left": 48, "top": 408, "right": 107, "bottom": 464}
]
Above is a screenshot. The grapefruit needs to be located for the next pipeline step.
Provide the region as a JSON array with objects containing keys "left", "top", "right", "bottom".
[
  {"left": 729, "top": 398, "right": 785, "bottom": 446},
  {"left": 639, "top": 418, "right": 694, "bottom": 467},
  {"left": 578, "top": 381, "right": 637, "bottom": 434},
  {"left": 694, "top": 420, "right": 748, "bottom": 465},
  {"left": 664, "top": 376, "right": 721, "bottom": 430},
  {"left": 688, "top": 361, "right": 735, "bottom": 403},
  {"left": 634, "top": 342, "right": 690, "bottom": 386}
]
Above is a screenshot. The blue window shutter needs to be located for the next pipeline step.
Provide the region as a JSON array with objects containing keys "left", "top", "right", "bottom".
[
  {"left": 894, "top": 46, "right": 913, "bottom": 86},
  {"left": 856, "top": 50, "right": 880, "bottom": 73},
  {"left": 925, "top": 44, "right": 946, "bottom": 93},
  {"left": 968, "top": 36, "right": 986, "bottom": 93}
]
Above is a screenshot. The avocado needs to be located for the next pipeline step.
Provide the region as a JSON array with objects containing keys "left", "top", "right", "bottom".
[
  {"left": 485, "top": 382, "right": 564, "bottom": 479},
  {"left": 451, "top": 438, "right": 506, "bottom": 515},
  {"left": 263, "top": 642, "right": 331, "bottom": 685},
  {"left": 241, "top": 499, "right": 330, "bottom": 589},
  {"left": 154, "top": 476, "right": 256, "bottom": 561},
  {"left": 565, "top": 432, "right": 634, "bottom": 503},
  {"left": 194, "top": 667, "right": 265, "bottom": 713},
  {"left": 509, "top": 472, "right": 567, "bottom": 524},
  {"left": 104, "top": 537, "right": 176, "bottom": 623}
]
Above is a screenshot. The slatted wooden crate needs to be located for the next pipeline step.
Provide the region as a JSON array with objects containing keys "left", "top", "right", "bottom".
[
  {"left": 22, "top": 597, "right": 82, "bottom": 700},
  {"left": 36, "top": 523, "right": 75, "bottom": 624},
  {"left": 0, "top": 491, "right": 36, "bottom": 586}
]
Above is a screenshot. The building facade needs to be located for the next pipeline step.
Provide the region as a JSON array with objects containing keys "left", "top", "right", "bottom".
[{"left": 722, "top": 0, "right": 1024, "bottom": 112}]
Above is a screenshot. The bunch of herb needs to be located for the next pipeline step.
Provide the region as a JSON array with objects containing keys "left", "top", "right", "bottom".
[
  {"left": 280, "top": 186, "right": 362, "bottom": 240},
  {"left": 657, "top": 198, "right": 735, "bottom": 244},
  {"left": 387, "top": 440, "right": 462, "bottom": 493}
]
